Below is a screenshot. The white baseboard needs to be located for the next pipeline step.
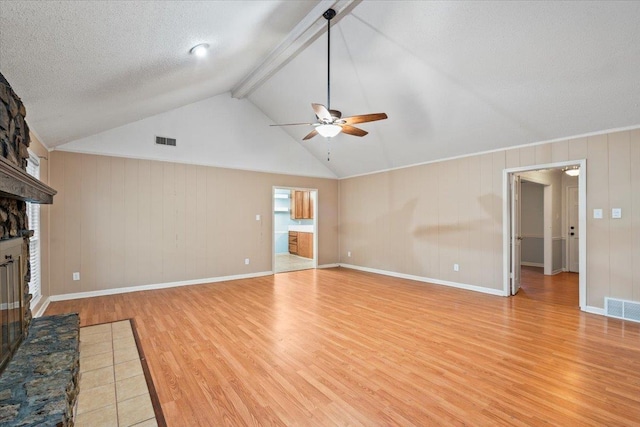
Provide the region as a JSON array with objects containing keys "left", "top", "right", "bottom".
[
  {"left": 583, "top": 305, "right": 605, "bottom": 316},
  {"left": 339, "top": 264, "right": 507, "bottom": 297},
  {"left": 49, "top": 271, "right": 273, "bottom": 302},
  {"left": 317, "top": 263, "right": 339, "bottom": 269},
  {"left": 33, "top": 297, "right": 51, "bottom": 317},
  {"left": 551, "top": 269, "right": 564, "bottom": 275},
  {"left": 521, "top": 262, "right": 544, "bottom": 267}
]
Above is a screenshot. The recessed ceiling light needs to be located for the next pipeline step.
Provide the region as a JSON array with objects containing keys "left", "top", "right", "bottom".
[{"left": 189, "top": 43, "right": 209, "bottom": 58}]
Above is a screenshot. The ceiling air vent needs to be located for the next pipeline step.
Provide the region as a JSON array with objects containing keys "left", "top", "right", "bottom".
[{"left": 155, "top": 136, "right": 176, "bottom": 146}]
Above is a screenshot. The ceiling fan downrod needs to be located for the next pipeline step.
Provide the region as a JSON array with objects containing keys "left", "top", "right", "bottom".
[{"left": 323, "top": 8, "right": 336, "bottom": 111}]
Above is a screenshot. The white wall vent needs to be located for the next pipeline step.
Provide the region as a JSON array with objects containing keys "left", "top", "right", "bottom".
[
  {"left": 605, "top": 298, "right": 640, "bottom": 323},
  {"left": 155, "top": 136, "right": 176, "bottom": 146}
]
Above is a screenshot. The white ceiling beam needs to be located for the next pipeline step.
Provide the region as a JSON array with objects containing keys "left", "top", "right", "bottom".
[{"left": 231, "top": 0, "right": 362, "bottom": 99}]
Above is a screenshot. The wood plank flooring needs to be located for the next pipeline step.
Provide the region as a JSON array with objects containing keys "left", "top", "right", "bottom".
[{"left": 46, "top": 267, "right": 640, "bottom": 426}]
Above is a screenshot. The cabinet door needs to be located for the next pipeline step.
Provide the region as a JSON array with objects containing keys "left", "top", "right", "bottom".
[
  {"left": 291, "top": 191, "right": 304, "bottom": 219},
  {"left": 302, "top": 191, "right": 311, "bottom": 219},
  {"left": 297, "top": 232, "right": 313, "bottom": 259}
]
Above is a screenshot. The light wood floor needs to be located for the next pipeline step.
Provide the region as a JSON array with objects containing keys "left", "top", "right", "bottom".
[{"left": 46, "top": 268, "right": 640, "bottom": 426}]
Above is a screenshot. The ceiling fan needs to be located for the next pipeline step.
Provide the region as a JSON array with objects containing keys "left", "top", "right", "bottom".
[{"left": 271, "top": 8, "right": 388, "bottom": 141}]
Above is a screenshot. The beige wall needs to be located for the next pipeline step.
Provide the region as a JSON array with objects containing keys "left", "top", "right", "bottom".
[
  {"left": 27, "top": 133, "right": 51, "bottom": 312},
  {"left": 339, "top": 129, "right": 640, "bottom": 308},
  {"left": 48, "top": 151, "right": 338, "bottom": 296}
]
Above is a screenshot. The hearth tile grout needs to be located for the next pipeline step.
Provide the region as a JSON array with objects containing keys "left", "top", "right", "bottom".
[{"left": 75, "top": 320, "right": 158, "bottom": 427}]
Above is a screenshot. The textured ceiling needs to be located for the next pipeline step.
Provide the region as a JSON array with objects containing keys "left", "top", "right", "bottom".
[
  {"left": 0, "top": 0, "right": 320, "bottom": 145},
  {"left": 2, "top": 1, "right": 640, "bottom": 178}
]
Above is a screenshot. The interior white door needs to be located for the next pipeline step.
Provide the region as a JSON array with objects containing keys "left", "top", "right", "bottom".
[
  {"left": 568, "top": 186, "right": 579, "bottom": 273},
  {"left": 511, "top": 174, "right": 522, "bottom": 295}
]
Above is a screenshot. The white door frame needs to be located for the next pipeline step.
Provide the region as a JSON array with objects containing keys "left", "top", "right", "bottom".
[
  {"left": 272, "top": 186, "right": 319, "bottom": 273},
  {"left": 502, "top": 159, "right": 587, "bottom": 309},
  {"left": 519, "top": 177, "right": 553, "bottom": 275}
]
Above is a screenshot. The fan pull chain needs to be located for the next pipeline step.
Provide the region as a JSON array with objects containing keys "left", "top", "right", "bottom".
[{"left": 327, "top": 138, "right": 331, "bottom": 161}]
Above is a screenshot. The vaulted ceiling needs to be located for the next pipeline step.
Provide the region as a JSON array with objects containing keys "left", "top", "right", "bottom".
[{"left": 2, "top": 1, "right": 640, "bottom": 178}]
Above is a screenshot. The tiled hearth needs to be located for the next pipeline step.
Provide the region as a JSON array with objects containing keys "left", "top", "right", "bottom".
[{"left": 75, "top": 320, "right": 158, "bottom": 427}]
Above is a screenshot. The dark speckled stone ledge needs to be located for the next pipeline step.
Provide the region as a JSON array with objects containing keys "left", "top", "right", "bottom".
[{"left": 0, "top": 313, "right": 79, "bottom": 427}]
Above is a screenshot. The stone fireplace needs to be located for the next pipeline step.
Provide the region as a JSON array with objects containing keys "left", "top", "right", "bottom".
[{"left": 0, "top": 72, "right": 56, "bottom": 373}]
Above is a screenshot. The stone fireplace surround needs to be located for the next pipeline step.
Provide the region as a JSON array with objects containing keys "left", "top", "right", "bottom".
[
  {"left": 0, "top": 73, "right": 83, "bottom": 426},
  {"left": 1, "top": 72, "right": 57, "bottom": 369}
]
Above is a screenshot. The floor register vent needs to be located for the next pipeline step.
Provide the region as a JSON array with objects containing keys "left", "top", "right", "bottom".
[
  {"left": 155, "top": 136, "right": 176, "bottom": 146},
  {"left": 605, "top": 297, "right": 640, "bottom": 323}
]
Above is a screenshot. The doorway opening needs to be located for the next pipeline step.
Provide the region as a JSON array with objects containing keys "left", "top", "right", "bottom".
[
  {"left": 503, "top": 160, "right": 586, "bottom": 309},
  {"left": 273, "top": 187, "right": 318, "bottom": 273}
]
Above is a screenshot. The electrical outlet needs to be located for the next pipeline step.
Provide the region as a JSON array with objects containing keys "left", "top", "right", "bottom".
[
  {"left": 453, "top": 264, "right": 459, "bottom": 272},
  {"left": 244, "top": 258, "right": 250, "bottom": 265},
  {"left": 255, "top": 214, "right": 261, "bottom": 221},
  {"left": 72, "top": 272, "right": 80, "bottom": 281},
  {"left": 347, "top": 251, "right": 351, "bottom": 257}
]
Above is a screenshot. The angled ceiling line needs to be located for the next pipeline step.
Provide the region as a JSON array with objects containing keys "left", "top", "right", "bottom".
[
  {"left": 336, "top": 20, "right": 393, "bottom": 169},
  {"left": 231, "top": 0, "right": 362, "bottom": 99}
]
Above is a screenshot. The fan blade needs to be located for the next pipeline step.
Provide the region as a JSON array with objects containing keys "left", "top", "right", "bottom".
[
  {"left": 341, "top": 125, "right": 368, "bottom": 137},
  {"left": 341, "top": 113, "right": 388, "bottom": 125},
  {"left": 303, "top": 129, "right": 319, "bottom": 140},
  {"left": 312, "top": 103, "right": 332, "bottom": 122},
  {"left": 270, "top": 122, "right": 314, "bottom": 127}
]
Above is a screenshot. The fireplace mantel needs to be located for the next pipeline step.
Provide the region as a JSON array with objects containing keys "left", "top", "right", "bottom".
[{"left": 0, "top": 155, "right": 56, "bottom": 204}]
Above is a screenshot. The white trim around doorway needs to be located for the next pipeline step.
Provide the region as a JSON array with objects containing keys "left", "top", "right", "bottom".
[{"left": 502, "top": 159, "right": 587, "bottom": 309}]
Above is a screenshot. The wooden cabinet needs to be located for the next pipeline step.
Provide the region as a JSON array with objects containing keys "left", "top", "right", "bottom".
[
  {"left": 288, "top": 231, "right": 298, "bottom": 255},
  {"left": 288, "top": 231, "right": 313, "bottom": 259},
  {"left": 297, "top": 231, "right": 313, "bottom": 259},
  {"left": 290, "top": 190, "right": 313, "bottom": 219}
]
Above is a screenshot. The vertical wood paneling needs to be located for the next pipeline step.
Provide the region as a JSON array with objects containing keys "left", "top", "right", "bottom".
[
  {"left": 80, "top": 155, "right": 98, "bottom": 292},
  {"left": 505, "top": 149, "right": 519, "bottom": 169},
  {"left": 551, "top": 140, "right": 569, "bottom": 162},
  {"left": 466, "top": 156, "right": 483, "bottom": 285},
  {"left": 47, "top": 153, "right": 338, "bottom": 295},
  {"left": 183, "top": 166, "right": 198, "bottom": 280},
  {"left": 631, "top": 130, "right": 640, "bottom": 301},
  {"left": 568, "top": 137, "right": 588, "bottom": 159},
  {"left": 457, "top": 157, "right": 470, "bottom": 284},
  {"left": 110, "top": 157, "right": 125, "bottom": 287},
  {"left": 586, "top": 135, "right": 609, "bottom": 306},
  {"left": 491, "top": 151, "right": 505, "bottom": 287},
  {"left": 49, "top": 151, "right": 65, "bottom": 295},
  {"left": 478, "top": 153, "right": 494, "bottom": 288},
  {"left": 438, "top": 161, "right": 457, "bottom": 281},
  {"left": 535, "top": 143, "right": 552, "bottom": 164},
  {"left": 519, "top": 146, "right": 536, "bottom": 166},
  {"left": 607, "top": 132, "right": 632, "bottom": 299},
  {"left": 149, "top": 162, "right": 164, "bottom": 284},
  {"left": 63, "top": 154, "right": 82, "bottom": 295},
  {"left": 162, "top": 163, "right": 177, "bottom": 281},
  {"left": 95, "top": 156, "right": 111, "bottom": 290},
  {"left": 123, "top": 159, "right": 139, "bottom": 286},
  {"left": 205, "top": 166, "right": 220, "bottom": 277},
  {"left": 137, "top": 160, "right": 152, "bottom": 285},
  {"left": 194, "top": 166, "right": 208, "bottom": 278}
]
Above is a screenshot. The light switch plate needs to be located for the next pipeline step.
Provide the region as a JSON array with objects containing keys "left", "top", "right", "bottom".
[
  {"left": 593, "top": 209, "right": 603, "bottom": 219},
  {"left": 612, "top": 208, "right": 622, "bottom": 219},
  {"left": 255, "top": 214, "right": 261, "bottom": 221}
]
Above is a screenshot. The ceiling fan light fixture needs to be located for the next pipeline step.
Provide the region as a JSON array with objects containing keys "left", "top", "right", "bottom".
[
  {"left": 316, "top": 124, "right": 342, "bottom": 138},
  {"left": 563, "top": 166, "right": 580, "bottom": 176}
]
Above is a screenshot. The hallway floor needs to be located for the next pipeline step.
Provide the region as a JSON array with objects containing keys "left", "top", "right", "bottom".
[{"left": 518, "top": 266, "right": 579, "bottom": 307}]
